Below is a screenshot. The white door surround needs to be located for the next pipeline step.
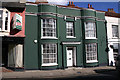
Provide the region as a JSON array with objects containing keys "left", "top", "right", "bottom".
[{"left": 66, "top": 47, "right": 76, "bottom": 67}]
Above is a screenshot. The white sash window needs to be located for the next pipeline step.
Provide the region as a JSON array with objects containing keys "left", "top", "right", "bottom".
[
  {"left": 112, "top": 25, "right": 118, "bottom": 38},
  {"left": 41, "top": 18, "right": 56, "bottom": 39},
  {"left": 0, "top": 8, "right": 10, "bottom": 32},
  {"left": 66, "top": 22, "right": 75, "bottom": 38},
  {"left": 42, "top": 43, "right": 57, "bottom": 66},
  {"left": 85, "top": 22, "right": 96, "bottom": 39},
  {"left": 86, "top": 43, "right": 98, "bottom": 63}
]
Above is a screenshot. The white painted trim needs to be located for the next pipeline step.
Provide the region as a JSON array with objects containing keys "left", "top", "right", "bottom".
[
  {"left": 82, "top": 16, "right": 96, "bottom": 19},
  {"left": 41, "top": 45, "right": 43, "bottom": 65},
  {"left": 112, "top": 37, "right": 119, "bottom": 39},
  {"left": 58, "top": 6, "right": 82, "bottom": 10},
  {"left": 96, "top": 11, "right": 105, "bottom": 13},
  {"left": 86, "top": 8, "right": 96, "bottom": 11},
  {"left": 85, "top": 37, "right": 97, "bottom": 40},
  {"left": 7, "top": 11, "right": 10, "bottom": 32},
  {"left": 0, "top": 8, "right": 10, "bottom": 32},
  {"left": 26, "top": 12, "right": 105, "bottom": 21},
  {"left": 66, "top": 36, "right": 76, "bottom": 39},
  {"left": 64, "top": 16, "right": 66, "bottom": 20},
  {"left": 41, "top": 37, "right": 58, "bottom": 39},
  {"left": 41, "top": 19, "right": 43, "bottom": 38},
  {"left": 38, "top": 3, "right": 57, "bottom": 6},
  {"left": 96, "top": 19, "right": 106, "bottom": 22},
  {"left": 73, "top": 47, "right": 76, "bottom": 66},
  {"left": 25, "top": 13, "right": 37, "bottom": 16},
  {"left": 62, "top": 42, "right": 81, "bottom": 45},
  {"left": 41, "top": 63, "right": 58, "bottom": 66},
  {"left": 86, "top": 60, "right": 98, "bottom": 63},
  {"left": 26, "top": 3, "right": 38, "bottom": 6}
]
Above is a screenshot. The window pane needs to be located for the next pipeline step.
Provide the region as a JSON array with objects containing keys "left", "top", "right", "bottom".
[{"left": 42, "top": 44, "right": 57, "bottom": 64}]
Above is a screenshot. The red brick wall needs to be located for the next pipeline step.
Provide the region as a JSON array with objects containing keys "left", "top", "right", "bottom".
[{"left": 10, "top": 9, "right": 25, "bottom": 37}]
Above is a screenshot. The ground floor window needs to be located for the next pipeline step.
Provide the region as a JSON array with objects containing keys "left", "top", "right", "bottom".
[
  {"left": 42, "top": 43, "right": 57, "bottom": 66},
  {"left": 113, "top": 43, "right": 119, "bottom": 61},
  {"left": 85, "top": 43, "right": 98, "bottom": 63}
]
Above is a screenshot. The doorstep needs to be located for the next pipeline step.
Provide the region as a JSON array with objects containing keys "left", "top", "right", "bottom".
[{"left": 1, "top": 67, "right": 13, "bottom": 72}]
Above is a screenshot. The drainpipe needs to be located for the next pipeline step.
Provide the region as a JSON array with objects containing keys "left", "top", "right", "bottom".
[{"left": 104, "top": 20, "right": 109, "bottom": 66}]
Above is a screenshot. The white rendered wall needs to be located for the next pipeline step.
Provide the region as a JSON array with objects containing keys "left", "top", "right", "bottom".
[{"left": 105, "top": 16, "right": 120, "bottom": 66}]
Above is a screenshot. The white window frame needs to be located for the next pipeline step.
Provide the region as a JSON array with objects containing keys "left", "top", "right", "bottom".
[
  {"left": 85, "top": 22, "right": 96, "bottom": 39},
  {"left": 41, "top": 43, "right": 58, "bottom": 66},
  {"left": 66, "top": 21, "right": 76, "bottom": 38},
  {"left": 0, "top": 8, "right": 10, "bottom": 32},
  {"left": 41, "top": 18, "right": 57, "bottom": 39},
  {"left": 85, "top": 43, "right": 98, "bottom": 63},
  {"left": 112, "top": 25, "right": 119, "bottom": 38}
]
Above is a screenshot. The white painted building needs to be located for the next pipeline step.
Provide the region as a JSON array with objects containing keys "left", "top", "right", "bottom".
[{"left": 105, "top": 9, "right": 120, "bottom": 66}]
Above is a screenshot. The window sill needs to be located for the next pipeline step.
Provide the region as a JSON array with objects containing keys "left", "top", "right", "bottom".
[
  {"left": 86, "top": 60, "right": 98, "bottom": 63},
  {"left": 85, "top": 37, "right": 97, "bottom": 40},
  {"left": 41, "top": 63, "right": 58, "bottom": 66},
  {"left": 112, "top": 37, "right": 119, "bottom": 39},
  {"left": 0, "top": 30, "right": 9, "bottom": 33},
  {"left": 41, "top": 37, "right": 58, "bottom": 39},
  {"left": 66, "top": 36, "right": 76, "bottom": 39}
]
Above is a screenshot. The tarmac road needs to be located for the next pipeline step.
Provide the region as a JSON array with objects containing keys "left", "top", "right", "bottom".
[
  {"left": 1, "top": 66, "right": 120, "bottom": 80},
  {"left": 2, "top": 69, "right": 120, "bottom": 80}
]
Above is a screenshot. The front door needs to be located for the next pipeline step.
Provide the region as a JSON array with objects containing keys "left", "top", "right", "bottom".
[{"left": 67, "top": 49, "right": 73, "bottom": 67}]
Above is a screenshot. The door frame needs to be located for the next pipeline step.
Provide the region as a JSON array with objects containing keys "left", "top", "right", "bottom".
[{"left": 66, "top": 47, "right": 76, "bottom": 67}]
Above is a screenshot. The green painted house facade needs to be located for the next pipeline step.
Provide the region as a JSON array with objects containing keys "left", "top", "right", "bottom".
[{"left": 24, "top": 2, "right": 108, "bottom": 70}]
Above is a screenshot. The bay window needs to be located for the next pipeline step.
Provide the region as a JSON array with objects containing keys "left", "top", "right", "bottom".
[
  {"left": 85, "top": 22, "right": 96, "bottom": 39},
  {"left": 42, "top": 43, "right": 57, "bottom": 66},
  {"left": 41, "top": 18, "right": 56, "bottom": 39},
  {"left": 86, "top": 43, "right": 98, "bottom": 63}
]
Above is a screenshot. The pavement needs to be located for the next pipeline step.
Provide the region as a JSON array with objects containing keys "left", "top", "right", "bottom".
[
  {"left": 1, "top": 67, "right": 13, "bottom": 72},
  {"left": 1, "top": 66, "right": 117, "bottom": 79}
]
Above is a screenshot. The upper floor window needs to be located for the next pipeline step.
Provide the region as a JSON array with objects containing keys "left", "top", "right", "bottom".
[
  {"left": 66, "top": 22, "right": 75, "bottom": 38},
  {"left": 0, "top": 9, "right": 10, "bottom": 32},
  {"left": 41, "top": 18, "right": 56, "bottom": 39},
  {"left": 112, "top": 25, "right": 118, "bottom": 38},
  {"left": 86, "top": 43, "right": 98, "bottom": 63},
  {"left": 85, "top": 22, "right": 96, "bottom": 39}
]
